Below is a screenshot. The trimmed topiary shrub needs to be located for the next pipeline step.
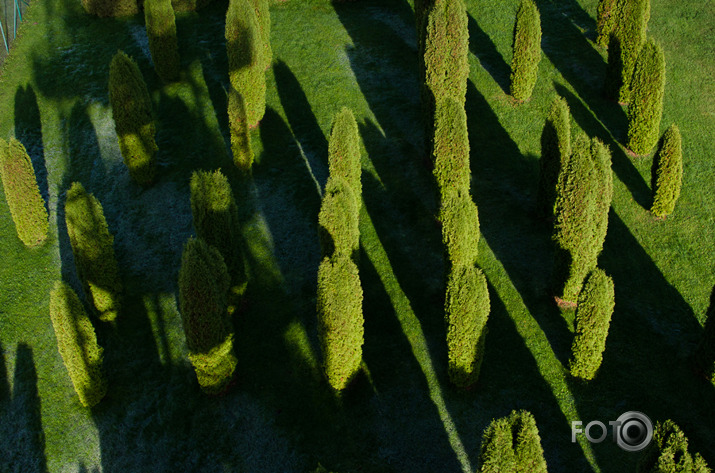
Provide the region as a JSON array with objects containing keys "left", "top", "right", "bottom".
[
  {"left": 590, "top": 138, "right": 613, "bottom": 252},
  {"left": 480, "top": 410, "right": 548, "bottom": 473},
  {"left": 695, "top": 285, "right": 715, "bottom": 386},
  {"left": 64, "top": 182, "right": 123, "bottom": 323},
  {"left": 317, "top": 255, "right": 364, "bottom": 392},
  {"left": 569, "top": 268, "right": 615, "bottom": 380},
  {"left": 49, "top": 281, "right": 107, "bottom": 408},
  {"left": 318, "top": 177, "right": 359, "bottom": 260},
  {"left": 145, "top": 0, "right": 181, "bottom": 83},
  {"left": 228, "top": 86, "right": 254, "bottom": 172},
  {"left": 108, "top": 50, "right": 158, "bottom": 187},
  {"left": 328, "top": 107, "right": 362, "bottom": 204},
  {"left": 190, "top": 170, "right": 246, "bottom": 292},
  {"left": 82, "top": 0, "right": 138, "bottom": 18},
  {"left": 638, "top": 420, "right": 711, "bottom": 473},
  {"left": 510, "top": 0, "right": 542, "bottom": 102},
  {"left": 536, "top": 96, "right": 571, "bottom": 219},
  {"left": 0, "top": 138, "right": 48, "bottom": 247},
  {"left": 432, "top": 97, "right": 471, "bottom": 196},
  {"left": 226, "top": 0, "right": 266, "bottom": 128},
  {"left": 445, "top": 264, "right": 489, "bottom": 388},
  {"left": 627, "top": 39, "right": 665, "bottom": 155},
  {"left": 178, "top": 237, "right": 236, "bottom": 394},
  {"left": 610, "top": 0, "right": 650, "bottom": 103},
  {"left": 595, "top": 0, "right": 622, "bottom": 48},
  {"left": 440, "top": 188, "right": 480, "bottom": 270},
  {"left": 651, "top": 124, "right": 682, "bottom": 218},
  {"left": 251, "top": 0, "right": 272, "bottom": 70}
]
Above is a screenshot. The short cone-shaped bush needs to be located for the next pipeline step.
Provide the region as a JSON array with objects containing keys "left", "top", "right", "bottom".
[
  {"left": 108, "top": 50, "right": 158, "bottom": 186},
  {"left": 328, "top": 107, "right": 362, "bottom": 204},
  {"left": 637, "top": 420, "right": 711, "bottom": 473},
  {"left": 250, "top": 0, "right": 271, "bottom": 70},
  {"left": 228, "top": 86, "right": 254, "bottom": 172},
  {"left": 510, "top": 0, "right": 542, "bottom": 102},
  {"left": 64, "top": 182, "right": 123, "bottom": 322},
  {"left": 651, "top": 124, "right": 682, "bottom": 218},
  {"left": 480, "top": 410, "right": 548, "bottom": 473},
  {"left": 226, "top": 0, "right": 266, "bottom": 127},
  {"left": 318, "top": 177, "right": 359, "bottom": 260},
  {"left": 49, "top": 281, "right": 107, "bottom": 407},
  {"left": 82, "top": 0, "right": 138, "bottom": 17},
  {"left": 536, "top": 96, "right": 571, "bottom": 219},
  {"left": 433, "top": 97, "right": 471, "bottom": 196},
  {"left": 178, "top": 237, "right": 236, "bottom": 394},
  {"left": 695, "top": 285, "right": 715, "bottom": 386},
  {"left": 612, "top": 0, "right": 650, "bottom": 103},
  {"left": 317, "top": 255, "right": 364, "bottom": 392},
  {"left": 190, "top": 170, "right": 247, "bottom": 293},
  {"left": 595, "top": 0, "right": 622, "bottom": 48},
  {"left": 145, "top": 0, "right": 181, "bottom": 83},
  {"left": 445, "top": 264, "right": 489, "bottom": 388},
  {"left": 440, "top": 188, "right": 480, "bottom": 270},
  {"left": 627, "top": 39, "right": 665, "bottom": 155},
  {"left": 569, "top": 268, "right": 615, "bottom": 380},
  {"left": 0, "top": 138, "right": 48, "bottom": 247}
]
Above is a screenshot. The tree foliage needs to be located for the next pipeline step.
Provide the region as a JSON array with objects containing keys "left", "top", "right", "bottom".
[
  {"left": 250, "top": 0, "right": 272, "bottom": 70},
  {"left": 433, "top": 97, "right": 471, "bottom": 197},
  {"left": 64, "top": 182, "right": 123, "bottom": 322},
  {"left": 0, "top": 138, "right": 48, "bottom": 247},
  {"left": 651, "top": 124, "right": 682, "bottom": 218},
  {"left": 638, "top": 420, "right": 711, "bottom": 473},
  {"left": 228, "top": 86, "right": 254, "bottom": 171},
  {"left": 108, "top": 50, "right": 158, "bottom": 186},
  {"left": 608, "top": 0, "right": 650, "bottom": 103},
  {"left": 328, "top": 107, "right": 362, "bottom": 204},
  {"left": 81, "top": 0, "right": 138, "bottom": 18},
  {"left": 440, "top": 188, "right": 480, "bottom": 270},
  {"left": 595, "top": 0, "right": 622, "bottom": 48},
  {"left": 627, "top": 39, "right": 666, "bottom": 155},
  {"left": 479, "top": 410, "right": 548, "bottom": 473},
  {"left": 537, "top": 96, "right": 571, "bottom": 219},
  {"left": 510, "top": 0, "right": 542, "bottom": 102},
  {"left": 145, "top": 0, "right": 181, "bottom": 83},
  {"left": 318, "top": 177, "right": 359, "bottom": 260}
]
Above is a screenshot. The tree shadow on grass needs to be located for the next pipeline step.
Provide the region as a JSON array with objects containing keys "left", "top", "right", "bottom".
[
  {"left": 14, "top": 84, "right": 49, "bottom": 214},
  {"left": 467, "top": 13, "right": 511, "bottom": 95},
  {"left": 548, "top": 0, "right": 597, "bottom": 41}
]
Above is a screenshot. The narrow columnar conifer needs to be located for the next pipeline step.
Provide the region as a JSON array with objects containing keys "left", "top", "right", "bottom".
[
  {"left": 250, "top": 0, "right": 271, "bottom": 70},
  {"left": 445, "top": 265, "right": 489, "bottom": 388},
  {"left": 316, "top": 255, "right": 364, "bottom": 392},
  {"left": 0, "top": 138, "right": 48, "bottom": 247},
  {"left": 178, "top": 237, "right": 236, "bottom": 394},
  {"left": 627, "top": 39, "right": 666, "bottom": 155},
  {"left": 480, "top": 410, "right": 548, "bottom": 473},
  {"left": 433, "top": 97, "right": 471, "bottom": 195},
  {"left": 228, "top": 86, "right": 254, "bottom": 171},
  {"left": 318, "top": 177, "right": 359, "bottom": 260},
  {"left": 49, "top": 281, "right": 107, "bottom": 407},
  {"left": 595, "top": 0, "right": 623, "bottom": 48},
  {"left": 82, "top": 0, "right": 138, "bottom": 17},
  {"left": 651, "top": 124, "right": 682, "bottom": 218},
  {"left": 440, "top": 188, "right": 480, "bottom": 270},
  {"left": 537, "top": 96, "right": 571, "bottom": 219},
  {"left": 695, "top": 285, "right": 715, "bottom": 386},
  {"left": 226, "top": 0, "right": 266, "bottom": 127},
  {"left": 510, "top": 0, "right": 542, "bottom": 102},
  {"left": 108, "top": 50, "right": 158, "bottom": 186},
  {"left": 327, "top": 108, "right": 362, "bottom": 204},
  {"left": 64, "top": 182, "right": 123, "bottom": 322},
  {"left": 610, "top": 0, "right": 650, "bottom": 103},
  {"left": 637, "top": 420, "right": 711, "bottom": 473},
  {"left": 145, "top": 0, "right": 181, "bottom": 83},
  {"left": 569, "top": 268, "right": 615, "bottom": 380}
]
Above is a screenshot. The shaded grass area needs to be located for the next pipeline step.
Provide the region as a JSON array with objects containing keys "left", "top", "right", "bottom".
[{"left": 0, "top": 0, "right": 713, "bottom": 471}]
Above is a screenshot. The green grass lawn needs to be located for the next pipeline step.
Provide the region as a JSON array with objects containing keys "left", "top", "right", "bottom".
[{"left": 0, "top": 0, "right": 713, "bottom": 471}]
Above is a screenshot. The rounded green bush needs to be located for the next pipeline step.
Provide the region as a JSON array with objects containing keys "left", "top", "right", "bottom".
[
  {"left": 650, "top": 124, "right": 682, "bottom": 218},
  {"left": 480, "top": 410, "right": 548, "bottom": 473},
  {"left": 0, "top": 138, "right": 48, "bottom": 247},
  {"left": 49, "top": 281, "right": 107, "bottom": 408},
  {"left": 536, "top": 96, "right": 571, "bottom": 219},
  {"left": 318, "top": 177, "right": 359, "bottom": 260},
  {"left": 440, "top": 188, "right": 480, "bottom": 269},
  {"left": 445, "top": 265, "right": 489, "bottom": 388},
  {"left": 595, "top": 0, "right": 622, "bottom": 48},
  {"left": 328, "top": 107, "right": 362, "bottom": 203},
  {"left": 145, "top": 0, "right": 181, "bottom": 83},
  {"left": 82, "top": 0, "right": 138, "bottom": 17},
  {"left": 695, "top": 285, "right": 715, "bottom": 386},
  {"left": 637, "top": 420, "right": 710, "bottom": 473},
  {"left": 108, "top": 50, "right": 158, "bottom": 187},
  {"left": 317, "top": 255, "right": 364, "bottom": 392},
  {"left": 510, "top": 0, "right": 542, "bottom": 102},
  {"left": 433, "top": 97, "right": 471, "bottom": 196},
  {"left": 226, "top": 0, "right": 266, "bottom": 127},
  {"left": 627, "top": 39, "right": 665, "bottom": 155},
  {"left": 178, "top": 237, "right": 236, "bottom": 394},
  {"left": 569, "top": 268, "right": 615, "bottom": 380},
  {"left": 228, "top": 86, "right": 254, "bottom": 172},
  {"left": 64, "top": 182, "right": 123, "bottom": 322}
]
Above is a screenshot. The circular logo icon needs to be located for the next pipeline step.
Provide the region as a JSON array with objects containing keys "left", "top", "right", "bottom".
[{"left": 615, "top": 411, "right": 653, "bottom": 452}]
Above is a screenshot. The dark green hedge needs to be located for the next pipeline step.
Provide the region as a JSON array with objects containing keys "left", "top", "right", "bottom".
[
  {"left": 145, "top": 0, "right": 181, "bottom": 83},
  {"left": 440, "top": 188, "right": 480, "bottom": 270},
  {"left": 479, "top": 410, "right": 548, "bottom": 473},
  {"left": 328, "top": 107, "right": 362, "bottom": 204},
  {"left": 0, "top": 138, "right": 48, "bottom": 247},
  {"left": 638, "top": 420, "right": 710, "bottom": 473},
  {"left": 228, "top": 86, "right": 254, "bottom": 172},
  {"left": 651, "top": 124, "right": 682, "bottom": 218},
  {"left": 627, "top": 39, "right": 665, "bottom": 155},
  {"left": 50, "top": 281, "right": 107, "bottom": 407},
  {"left": 108, "top": 50, "right": 158, "bottom": 186},
  {"left": 64, "top": 182, "right": 123, "bottom": 322},
  {"left": 433, "top": 97, "right": 471, "bottom": 196},
  {"left": 510, "top": 0, "right": 542, "bottom": 102},
  {"left": 318, "top": 177, "right": 359, "bottom": 260},
  {"left": 317, "top": 255, "right": 364, "bottom": 392},
  {"left": 536, "top": 96, "right": 571, "bottom": 219}
]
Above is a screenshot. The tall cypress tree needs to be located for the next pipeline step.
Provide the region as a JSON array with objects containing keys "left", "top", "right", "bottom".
[
  {"left": 250, "top": 0, "right": 271, "bottom": 70},
  {"left": 479, "top": 410, "right": 548, "bottom": 473},
  {"left": 595, "top": 0, "right": 623, "bottom": 48},
  {"left": 637, "top": 420, "right": 711, "bottom": 473},
  {"left": 327, "top": 108, "right": 362, "bottom": 205},
  {"left": 536, "top": 96, "right": 571, "bottom": 219},
  {"left": 626, "top": 39, "right": 666, "bottom": 155},
  {"left": 510, "top": 0, "right": 542, "bottom": 102},
  {"left": 433, "top": 97, "right": 471, "bottom": 196},
  {"left": 228, "top": 86, "right": 254, "bottom": 171},
  {"left": 145, "top": 0, "right": 181, "bottom": 83},
  {"left": 609, "top": 0, "right": 650, "bottom": 103},
  {"left": 651, "top": 124, "right": 682, "bottom": 218}
]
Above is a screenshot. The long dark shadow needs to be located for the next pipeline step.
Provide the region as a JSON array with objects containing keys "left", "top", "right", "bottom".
[
  {"left": 549, "top": 0, "right": 597, "bottom": 40},
  {"left": 14, "top": 85, "right": 49, "bottom": 213},
  {"left": 467, "top": 13, "right": 511, "bottom": 95}
]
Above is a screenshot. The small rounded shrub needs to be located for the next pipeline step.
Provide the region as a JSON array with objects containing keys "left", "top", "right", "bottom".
[
  {"left": 108, "top": 50, "right": 158, "bottom": 186},
  {"left": 637, "top": 420, "right": 711, "bottom": 473},
  {"left": 433, "top": 97, "right": 471, "bottom": 196},
  {"left": 64, "top": 182, "right": 123, "bottom": 322},
  {"left": 328, "top": 107, "right": 362, "bottom": 203},
  {"left": 595, "top": 0, "right": 622, "bottom": 48},
  {"left": 317, "top": 255, "right": 364, "bottom": 392},
  {"left": 695, "top": 285, "right": 715, "bottom": 386},
  {"left": 226, "top": 0, "right": 266, "bottom": 127},
  {"left": 49, "top": 281, "right": 107, "bottom": 408},
  {"left": 178, "top": 237, "right": 236, "bottom": 394},
  {"left": 510, "top": 0, "right": 542, "bottom": 102},
  {"left": 627, "top": 39, "right": 666, "bottom": 155},
  {"left": 0, "top": 138, "right": 48, "bottom": 247},
  {"left": 480, "top": 410, "right": 548, "bottom": 473},
  {"left": 145, "top": 0, "right": 181, "bottom": 83},
  {"left": 569, "top": 268, "right": 615, "bottom": 380},
  {"left": 82, "top": 0, "right": 138, "bottom": 18},
  {"left": 445, "top": 265, "right": 489, "bottom": 388},
  {"left": 440, "top": 188, "right": 480, "bottom": 269},
  {"left": 318, "top": 177, "right": 359, "bottom": 260},
  {"left": 651, "top": 124, "right": 682, "bottom": 218},
  {"left": 536, "top": 96, "right": 571, "bottom": 219},
  {"left": 228, "top": 86, "right": 254, "bottom": 172}
]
